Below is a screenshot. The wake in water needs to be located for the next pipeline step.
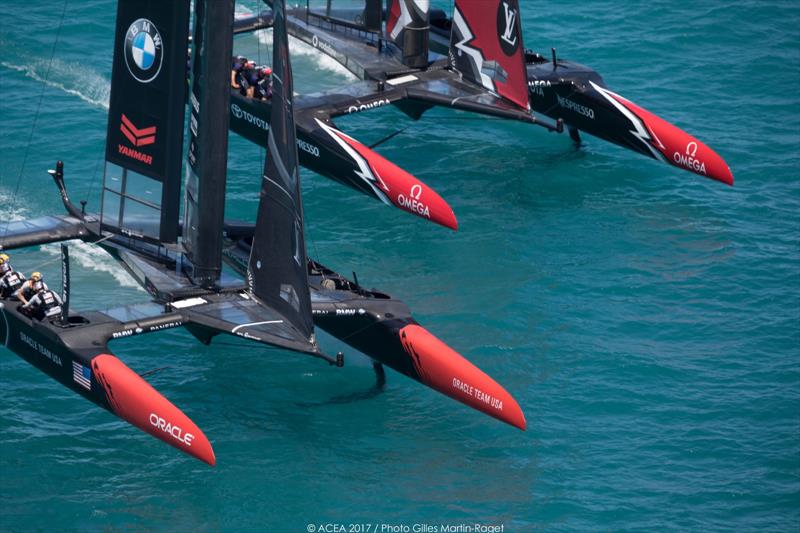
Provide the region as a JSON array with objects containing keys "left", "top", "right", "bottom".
[
  {"left": 0, "top": 191, "right": 27, "bottom": 224},
  {"left": 0, "top": 58, "right": 110, "bottom": 110},
  {"left": 0, "top": 190, "right": 140, "bottom": 290},
  {"left": 236, "top": 2, "right": 355, "bottom": 79},
  {"left": 254, "top": 29, "right": 358, "bottom": 80},
  {"left": 39, "top": 240, "right": 142, "bottom": 290},
  {"left": 2, "top": 27, "right": 351, "bottom": 108}
]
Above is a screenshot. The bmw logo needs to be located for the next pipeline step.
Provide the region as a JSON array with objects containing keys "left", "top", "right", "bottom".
[{"left": 124, "top": 18, "right": 163, "bottom": 83}]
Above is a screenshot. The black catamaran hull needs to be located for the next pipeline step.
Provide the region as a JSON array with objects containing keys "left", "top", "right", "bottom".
[
  {"left": 523, "top": 60, "right": 733, "bottom": 185},
  {"left": 2, "top": 0, "right": 529, "bottom": 467},
  {"left": 229, "top": 92, "right": 458, "bottom": 230},
  {"left": 230, "top": 4, "right": 733, "bottom": 194},
  {"left": 0, "top": 298, "right": 217, "bottom": 465},
  {"left": 224, "top": 239, "right": 525, "bottom": 430},
  {"left": 1, "top": 216, "right": 525, "bottom": 465}
]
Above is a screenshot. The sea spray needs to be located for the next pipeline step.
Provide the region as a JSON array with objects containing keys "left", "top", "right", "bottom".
[
  {"left": 0, "top": 59, "right": 110, "bottom": 110},
  {"left": 253, "top": 29, "right": 358, "bottom": 80},
  {"left": 40, "top": 240, "right": 142, "bottom": 290}
]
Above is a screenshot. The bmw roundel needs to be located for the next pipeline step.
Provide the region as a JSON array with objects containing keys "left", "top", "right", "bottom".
[{"left": 124, "top": 18, "right": 163, "bottom": 83}]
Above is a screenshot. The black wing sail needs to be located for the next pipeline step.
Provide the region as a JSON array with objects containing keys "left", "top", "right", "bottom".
[
  {"left": 247, "top": 0, "right": 315, "bottom": 344},
  {"left": 101, "top": 0, "right": 190, "bottom": 244},
  {"left": 363, "top": 0, "right": 383, "bottom": 32},
  {"left": 183, "top": 0, "right": 234, "bottom": 287}
]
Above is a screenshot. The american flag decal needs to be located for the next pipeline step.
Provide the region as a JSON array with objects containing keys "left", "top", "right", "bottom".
[{"left": 72, "top": 361, "right": 92, "bottom": 390}]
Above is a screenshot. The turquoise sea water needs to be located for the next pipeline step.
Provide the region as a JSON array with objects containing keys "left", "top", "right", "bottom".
[{"left": 1, "top": 1, "right": 799, "bottom": 531}]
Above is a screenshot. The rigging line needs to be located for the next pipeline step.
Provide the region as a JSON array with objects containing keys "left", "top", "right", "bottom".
[
  {"left": 90, "top": 233, "right": 116, "bottom": 246},
  {"left": 256, "top": 0, "right": 268, "bottom": 179},
  {"left": 308, "top": 237, "right": 327, "bottom": 282},
  {"left": 255, "top": 8, "right": 276, "bottom": 180},
  {"left": 1, "top": 0, "right": 70, "bottom": 240},
  {"left": 207, "top": 316, "right": 386, "bottom": 351},
  {"left": 255, "top": 0, "right": 264, "bottom": 67},
  {"left": 85, "top": 155, "right": 103, "bottom": 211},
  {"left": 368, "top": 126, "right": 408, "bottom": 149},
  {"left": 303, "top": 185, "right": 327, "bottom": 283},
  {"left": 334, "top": 316, "right": 391, "bottom": 344},
  {"left": 205, "top": 340, "right": 292, "bottom": 351}
]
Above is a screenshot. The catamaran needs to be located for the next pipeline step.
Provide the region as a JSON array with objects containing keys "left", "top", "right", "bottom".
[
  {"left": 0, "top": 0, "right": 525, "bottom": 466},
  {"left": 225, "top": 0, "right": 733, "bottom": 226}
]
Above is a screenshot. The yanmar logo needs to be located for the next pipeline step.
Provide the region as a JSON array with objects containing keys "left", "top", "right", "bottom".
[
  {"left": 121, "top": 114, "right": 156, "bottom": 146},
  {"left": 118, "top": 114, "right": 155, "bottom": 165}
]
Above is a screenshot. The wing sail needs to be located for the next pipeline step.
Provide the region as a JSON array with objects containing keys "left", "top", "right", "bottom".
[
  {"left": 386, "top": 0, "right": 430, "bottom": 68},
  {"left": 363, "top": 0, "right": 383, "bottom": 32},
  {"left": 449, "top": 0, "right": 529, "bottom": 110},
  {"left": 183, "top": 0, "right": 235, "bottom": 287},
  {"left": 247, "top": 0, "right": 314, "bottom": 342},
  {"left": 100, "top": 0, "right": 190, "bottom": 243}
]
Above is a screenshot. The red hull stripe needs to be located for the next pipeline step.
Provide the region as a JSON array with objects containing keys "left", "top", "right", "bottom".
[
  {"left": 92, "top": 354, "right": 216, "bottom": 466},
  {"left": 608, "top": 92, "right": 734, "bottom": 185},
  {"left": 335, "top": 131, "right": 458, "bottom": 230},
  {"left": 399, "top": 325, "right": 526, "bottom": 430}
]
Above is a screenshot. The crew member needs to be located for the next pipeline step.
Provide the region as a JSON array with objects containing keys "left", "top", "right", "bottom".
[
  {"left": 0, "top": 254, "right": 26, "bottom": 298},
  {"left": 231, "top": 55, "right": 247, "bottom": 89},
  {"left": 254, "top": 66, "right": 273, "bottom": 100},
  {"left": 15, "top": 271, "right": 49, "bottom": 306},
  {"left": 239, "top": 60, "right": 257, "bottom": 98},
  {"left": 20, "top": 274, "right": 62, "bottom": 321}
]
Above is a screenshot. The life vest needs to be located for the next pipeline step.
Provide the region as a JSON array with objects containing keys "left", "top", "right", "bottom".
[
  {"left": 40, "top": 290, "right": 62, "bottom": 318},
  {"left": 255, "top": 78, "right": 271, "bottom": 99},
  {"left": 0, "top": 271, "right": 23, "bottom": 295}
]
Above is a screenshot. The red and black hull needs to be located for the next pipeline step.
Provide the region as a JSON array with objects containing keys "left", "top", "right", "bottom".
[
  {"left": 0, "top": 299, "right": 217, "bottom": 465},
  {"left": 232, "top": 7, "right": 734, "bottom": 188},
  {"left": 230, "top": 92, "right": 458, "bottom": 230},
  {"left": 524, "top": 59, "right": 733, "bottom": 185}
]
